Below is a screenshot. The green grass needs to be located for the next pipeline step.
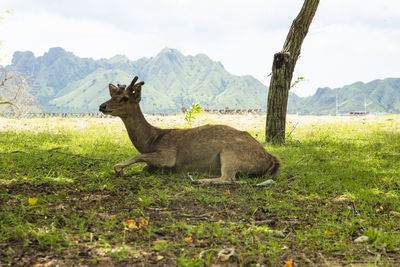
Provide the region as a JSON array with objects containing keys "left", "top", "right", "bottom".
[{"left": 0, "top": 115, "right": 399, "bottom": 266}]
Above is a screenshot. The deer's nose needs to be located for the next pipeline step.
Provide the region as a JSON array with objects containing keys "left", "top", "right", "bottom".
[{"left": 99, "top": 103, "right": 107, "bottom": 112}]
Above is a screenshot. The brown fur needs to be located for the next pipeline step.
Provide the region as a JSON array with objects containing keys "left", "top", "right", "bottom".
[{"left": 99, "top": 76, "right": 280, "bottom": 184}]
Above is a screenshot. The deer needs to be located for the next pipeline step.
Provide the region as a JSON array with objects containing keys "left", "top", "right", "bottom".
[{"left": 99, "top": 76, "right": 280, "bottom": 184}]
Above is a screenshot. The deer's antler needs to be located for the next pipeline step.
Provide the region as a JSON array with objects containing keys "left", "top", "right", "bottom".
[{"left": 127, "top": 76, "right": 145, "bottom": 101}]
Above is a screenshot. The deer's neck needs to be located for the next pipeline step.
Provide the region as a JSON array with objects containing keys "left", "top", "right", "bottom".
[{"left": 121, "top": 106, "right": 160, "bottom": 153}]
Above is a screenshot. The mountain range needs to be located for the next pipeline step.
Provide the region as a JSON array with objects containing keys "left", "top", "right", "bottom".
[
  {"left": 288, "top": 79, "right": 400, "bottom": 115},
  {"left": 2, "top": 47, "right": 267, "bottom": 113},
  {"left": 2, "top": 47, "right": 400, "bottom": 114}
]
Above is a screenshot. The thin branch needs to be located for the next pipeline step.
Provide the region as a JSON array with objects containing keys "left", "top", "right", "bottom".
[
  {"left": 0, "top": 72, "right": 22, "bottom": 117},
  {"left": 181, "top": 213, "right": 211, "bottom": 219},
  {"left": 0, "top": 72, "right": 12, "bottom": 87},
  {"left": 286, "top": 122, "right": 299, "bottom": 139},
  {"left": 145, "top": 207, "right": 167, "bottom": 212},
  {"left": 11, "top": 81, "right": 22, "bottom": 102},
  {"left": 46, "top": 147, "right": 62, "bottom": 152},
  {"left": 0, "top": 100, "right": 21, "bottom": 114}
]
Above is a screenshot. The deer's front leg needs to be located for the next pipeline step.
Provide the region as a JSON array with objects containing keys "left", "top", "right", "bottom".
[{"left": 114, "top": 150, "right": 176, "bottom": 176}]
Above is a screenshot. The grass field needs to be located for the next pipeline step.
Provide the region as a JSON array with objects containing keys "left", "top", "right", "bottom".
[{"left": 1, "top": 114, "right": 399, "bottom": 266}]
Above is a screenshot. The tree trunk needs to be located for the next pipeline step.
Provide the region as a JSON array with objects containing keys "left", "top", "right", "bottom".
[{"left": 265, "top": 0, "right": 319, "bottom": 144}]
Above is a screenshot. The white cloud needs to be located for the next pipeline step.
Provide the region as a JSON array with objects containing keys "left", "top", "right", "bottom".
[
  {"left": 1, "top": 0, "right": 400, "bottom": 97},
  {"left": 291, "top": 22, "right": 400, "bottom": 95}
]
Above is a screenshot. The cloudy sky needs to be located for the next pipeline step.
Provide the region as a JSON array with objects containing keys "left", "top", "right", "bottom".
[{"left": 1, "top": 0, "right": 399, "bottom": 96}]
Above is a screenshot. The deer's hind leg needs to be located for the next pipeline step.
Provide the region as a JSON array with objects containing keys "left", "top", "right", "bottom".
[
  {"left": 114, "top": 150, "right": 176, "bottom": 176},
  {"left": 198, "top": 150, "right": 244, "bottom": 184}
]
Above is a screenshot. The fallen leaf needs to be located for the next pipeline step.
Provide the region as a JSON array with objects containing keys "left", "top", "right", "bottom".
[
  {"left": 376, "top": 206, "right": 384, "bottom": 213},
  {"left": 354, "top": 235, "right": 369, "bottom": 243},
  {"left": 28, "top": 197, "right": 38, "bottom": 205},
  {"left": 127, "top": 223, "right": 139, "bottom": 230},
  {"left": 326, "top": 230, "right": 334, "bottom": 236},
  {"left": 185, "top": 236, "right": 193, "bottom": 243},
  {"left": 124, "top": 219, "right": 135, "bottom": 225},
  {"left": 156, "top": 255, "right": 164, "bottom": 261},
  {"left": 332, "top": 195, "right": 352, "bottom": 203},
  {"left": 218, "top": 248, "right": 235, "bottom": 262},
  {"left": 220, "top": 255, "right": 229, "bottom": 261},
  {"left": 138, "top": 219, "right": 149, "bottom": 228},
  {"left": 284, "top": 258, "right": 293, "bottom": 267},
  {"left": 124, "top": 219, "right": 139, "bottom": 230},
  {"left": 255, "top": 179, "right": 276, "bottom": 187}
]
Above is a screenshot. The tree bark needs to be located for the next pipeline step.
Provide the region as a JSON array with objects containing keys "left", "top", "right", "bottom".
[{"left": 265, "top": 0, "right": 319, "bottom": 144}]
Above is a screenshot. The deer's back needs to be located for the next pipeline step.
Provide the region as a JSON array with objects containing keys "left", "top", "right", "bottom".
[{"left": 157, "top": 124, "right": 267, "bottom": 156}]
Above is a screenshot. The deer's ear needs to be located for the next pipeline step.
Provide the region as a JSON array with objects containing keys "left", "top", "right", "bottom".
[{"left": 109, "top": 84, "right": 118, "bottom": 96}]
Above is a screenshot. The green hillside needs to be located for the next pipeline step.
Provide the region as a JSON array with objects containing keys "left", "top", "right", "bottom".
[
  {"left": 49, "top": 69, "right": 176, "bottom": 112},
  {"left": 3, "top": 47, "right": 400, "bottom": 114},
  {"left": 288, "top": 78, "right": 400, "bottom": 115},
  {"left": 4, "top": 47, "right": 268, "bottom": 113},
  {"left": 6, "top": 47, "right": 104, "bottom": 107}
]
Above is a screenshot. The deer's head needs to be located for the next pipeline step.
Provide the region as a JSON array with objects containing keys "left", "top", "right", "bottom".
[{"left": 99, "top": 76, "right": 144, "bottom": 118}]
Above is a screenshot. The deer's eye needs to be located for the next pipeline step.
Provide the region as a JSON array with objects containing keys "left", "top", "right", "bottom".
[{"left": 120, "top": 96, "right": 129, "bottom": 103}]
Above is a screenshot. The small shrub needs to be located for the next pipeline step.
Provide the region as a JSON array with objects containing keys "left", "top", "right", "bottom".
[{"left": 185, "top": 103, "right": 202, "bottom": 127}]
